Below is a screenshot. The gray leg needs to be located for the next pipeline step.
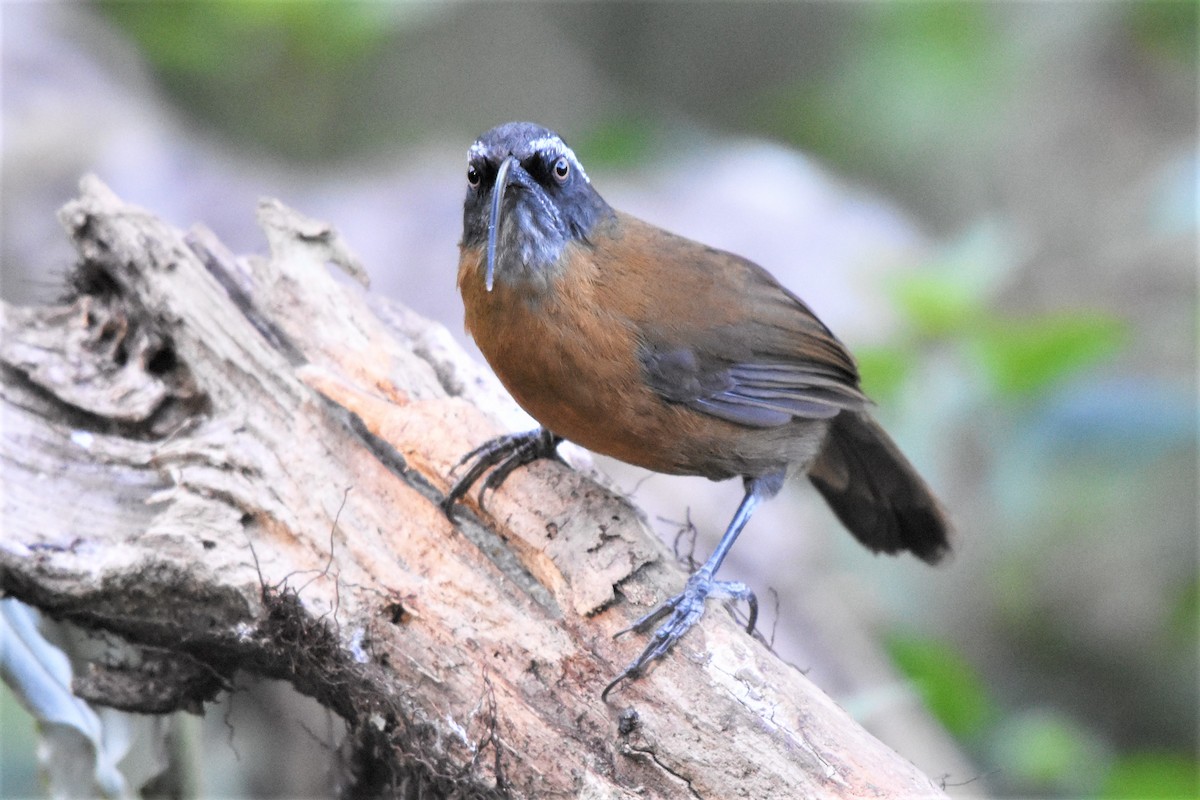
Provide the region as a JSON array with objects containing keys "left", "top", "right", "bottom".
[{"left": 602, "top": 470, "right": 785, "bottom": 701}]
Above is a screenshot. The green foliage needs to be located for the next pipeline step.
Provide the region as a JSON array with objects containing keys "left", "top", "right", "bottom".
[
  {"left": 885, "top": 633, "right": 994, "bottom": 738},
  {"left": 574, "top": 118, "right": 662, "bottom": 170},
  {"left": 99, "top": 2, "right": 395, "bottom": 76},
  {"left": 1127, "top": 1, "right": 1199, "bottom": 68},
  {"left": 855, "top": 3, "right": 1000, "bottom": 132},
  {"left": 969, "top": 312, "right": 1127, "bottom": 399},
  {"left": 880, "top": 263, "right": 1128, "bottom": 401},
  {"left": 1101, "top": 752, "right": 1200, "bottom": 800},
  {"left": 1167, "top": 577, "right": 1199, "bottom": 647},
  {"left": 853, "top": 345, "right": 911, "bottom": 404},
  {"left": 991, "top": 710, "right": 1110, "bottom": 795},
  {"left": 96, "top": 1, "right": 410, "bottom": 160},
  {"left": 758, "top": 3, "right": 1006, "bottom": 187},
  {"left": 889, "top": 270, "right": 984, "bottom": 338}
]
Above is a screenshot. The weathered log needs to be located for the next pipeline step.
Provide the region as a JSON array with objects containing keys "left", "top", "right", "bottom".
[{"left": 0, "top": 176, "right": 948, "bottom": 798}]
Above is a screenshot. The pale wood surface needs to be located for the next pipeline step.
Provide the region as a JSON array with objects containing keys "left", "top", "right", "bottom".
[{"left": 0, "top": 177, "right": 948, "bottom": 799}]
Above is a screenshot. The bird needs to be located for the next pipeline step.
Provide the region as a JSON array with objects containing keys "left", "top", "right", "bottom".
[{"left": 442, "top": 121, "right": 952, "bottom": 700}]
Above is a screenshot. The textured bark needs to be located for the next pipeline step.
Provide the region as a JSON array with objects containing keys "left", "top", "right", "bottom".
[{"left": 0, "top": 177, "right": 948, "bottom": 799}]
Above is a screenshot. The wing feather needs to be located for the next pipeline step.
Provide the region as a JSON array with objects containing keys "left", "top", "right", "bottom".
[{"left": 610, "top": 213, "right": 868, "bottom": 429}]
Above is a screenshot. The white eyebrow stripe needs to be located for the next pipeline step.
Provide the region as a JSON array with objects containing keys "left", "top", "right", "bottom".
[
  {"left": 526, "top": 135, "right": 565, "bottom": 152},
  {"left": 527, "top": 136, "right": 590, "bottom": 184},
  {"left": 467, "top": 133, "right": 591, "bottom": 184}
]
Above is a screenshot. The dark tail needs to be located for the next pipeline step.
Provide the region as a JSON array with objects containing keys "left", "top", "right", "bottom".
[{"left": 807, "top": 410, "right": 952, "bottom": 564}]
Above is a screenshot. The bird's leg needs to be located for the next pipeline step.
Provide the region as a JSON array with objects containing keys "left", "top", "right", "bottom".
[
  {"left": 441, "top": 427, "right": 564, "bottom": 516},
  {"left": 602, "top": 470, "right": 785, "bottom": 701}
]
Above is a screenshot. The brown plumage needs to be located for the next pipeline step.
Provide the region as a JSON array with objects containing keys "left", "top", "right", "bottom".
[
  {"left": 458, "top": 212, "right": 860, "bottom": 477},
  {"left": 445, "top": 122, "right": 952, "bottom": 699}
]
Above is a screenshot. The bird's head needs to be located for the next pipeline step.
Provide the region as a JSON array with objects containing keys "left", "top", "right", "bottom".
[{"left": 461, "top": 122, "right": 613, "bottom": 292}]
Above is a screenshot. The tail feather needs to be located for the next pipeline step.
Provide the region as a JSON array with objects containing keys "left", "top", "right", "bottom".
[{"left": 807, "top": 411, "right": 952, "bottom": 564}]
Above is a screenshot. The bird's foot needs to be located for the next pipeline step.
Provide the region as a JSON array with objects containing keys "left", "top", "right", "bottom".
[
  {"left": 602, "top": 571, "right": 757, "bottom": 701},
  {"left": 441, "top": 427, "right": 563, "bottom": 516}
]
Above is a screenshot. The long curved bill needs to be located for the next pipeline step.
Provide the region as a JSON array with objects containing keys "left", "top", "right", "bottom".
[{"left": 485, "top": 155, "right": 517, "bottom": 292}]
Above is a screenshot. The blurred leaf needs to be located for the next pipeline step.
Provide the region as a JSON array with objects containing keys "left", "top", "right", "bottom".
[
  {"left": 574, "top": 117, "right": 662, "bottom": 169},
  {"left": 859, "top": 3, "right": 999, "bottom": 132},
  {"left": 889, "top": 271, "right": 985, "bottom": 338},
  {"left": 1127, "top": 1, "right": 1199, "bottom": 68},
  {"left": 230, "top": 2, "right": 397, "bottom": 66},
  {"left": 100, "top": 1, "right": 395, "bottom": 75},
  {"left": 991, "top": 556, "right": 1041, "bottom": 627},
  {"left": 757, "top": 2, "right": 1007, "bottom": 195},
  {"left": 854, "top": 344, "right": 912, "bottom": 403},
  {"left": 970, "top": 312, "right": 1127, "bottom": 399},
  {"left": 885, "top": 633, "right": 994, "bottom": 738},
  {"left": 991, "top": 709, "right": 1110, "bottom": 794},
  {"left": 97, "top": 1, "right": 417, "bottom": 160},
  {"left": 1101, "top": 752, "right": 1200, "bottom": 800},
  {"left": 1168, "top": 578, "right": 1199, "bottom": 647}
]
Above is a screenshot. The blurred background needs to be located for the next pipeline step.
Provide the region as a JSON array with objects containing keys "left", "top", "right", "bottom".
[{"left": 2, "top": 2, "right": 1195, "bottom": 798}]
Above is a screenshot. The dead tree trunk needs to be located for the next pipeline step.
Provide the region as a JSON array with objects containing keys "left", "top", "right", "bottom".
[{"left": 0, "top": 177, "right": 948, "bottom": 798}]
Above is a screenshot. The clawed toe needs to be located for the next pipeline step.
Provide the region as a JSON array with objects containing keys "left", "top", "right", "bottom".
[
  {"left": 442, "top": 428, "right": 562, "bottom": 516},
  {"left": 602, "top": 575, "right": 757, "bottom": 701}
]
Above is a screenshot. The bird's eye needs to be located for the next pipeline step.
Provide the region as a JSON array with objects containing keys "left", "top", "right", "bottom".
[
  {"left": 466, "top": 163, "right": 481, "bottom": 188},
  {"left": 552, "top": 156, "right": 570, "bottom": 183}
]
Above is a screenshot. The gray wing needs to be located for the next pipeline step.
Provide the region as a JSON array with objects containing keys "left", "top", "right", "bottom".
[{"left": 640, "top": 319, "right": 868, "bottom": 429}]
